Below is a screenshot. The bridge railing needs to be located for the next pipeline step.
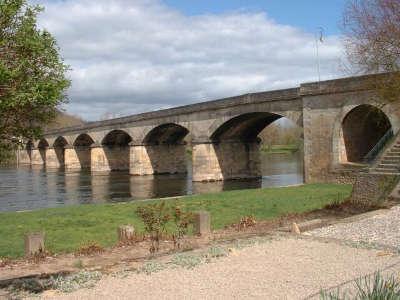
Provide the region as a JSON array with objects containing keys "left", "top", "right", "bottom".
[{"left": 363, "top": 127, "right": 394, "bottom": 163}]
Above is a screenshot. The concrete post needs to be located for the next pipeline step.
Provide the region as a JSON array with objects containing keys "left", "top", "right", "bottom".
[
  {"left": 193, "top": 211, "right": 211, "bottom": 236},
  {"left": 25, "top": 232, "right": 45, "bottom": 257},
  {"left": 117, "top": 225, "right": 135, "bottom": 243}
]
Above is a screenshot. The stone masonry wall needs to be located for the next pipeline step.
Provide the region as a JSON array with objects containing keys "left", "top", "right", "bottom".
[{"left": 192, "top": 141, "right": 261, "bottom": 181}]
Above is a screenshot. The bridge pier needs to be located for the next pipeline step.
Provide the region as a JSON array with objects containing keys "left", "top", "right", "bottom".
[
  {"left": 18, "top": 149, "right": 32, "bottom": 164},
  {"left": 90, "top": 144, "right": 130, "bottom": 173},
  {"left": 30, "top": 148, "right": 45, "bottom": 165},
  {"left": 129, "top": 143, "right": 187, "bottom": 175},
  {"left": 90, "top": 144, "right": 111, "bottom": 173},
  {"left": 192, "top": 140, "right": 261, "bottom": 181},
  {"left": 45, "top": 147, "right": 64, "bottom": 168},
  {"left": 64, "top": 146, "right": 91, "bottom": 169}
]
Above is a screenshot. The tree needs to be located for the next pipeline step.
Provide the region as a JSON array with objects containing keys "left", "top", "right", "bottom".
[
  {"left": 342, "top": 0, "right": 400, "bottom": 103},
  {"left": 0, "top": 0, "right": 70, "bottom": 162}
]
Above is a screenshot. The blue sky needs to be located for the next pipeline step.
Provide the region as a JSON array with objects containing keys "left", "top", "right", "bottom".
[
  {"left": 164, "top": 0, "right": 347, "bottom": 35},
  {"left": 38, "top": 0, "right": 345, "bottom": 120}
]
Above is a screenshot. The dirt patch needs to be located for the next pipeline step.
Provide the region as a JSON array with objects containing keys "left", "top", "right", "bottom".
[{"left": 1, "top": 200, "right": 397, "bottom": 293}]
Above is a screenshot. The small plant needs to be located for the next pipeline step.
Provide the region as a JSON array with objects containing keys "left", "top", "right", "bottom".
[
  {"left": 53, "top": 271, "right": 102, "bottom": 293},
  {"left": 136, "top": 201, "right": 171, "bottom": 254},
  {"left": 170, "top": 253, "right": 203, "bottom": 269},
  {"left": 320, "top": 272, "right": 400, "bottom": 299},
  {"left": 237, "top": 216, "right": 257, "bottom": 231},
  {"left": 171, "top": 206, "right": 194, "bottom": 249},
  {"left": 29, "top": 248, "right": 51, "bottom": 264},
  {"left": 0, "top": 256, "right": 11, "bottom": 267},
  {"left": 138, "top": 261, "right": 166, "bottom": 275},
  {"left": 75, "top": 241, "right": 104, "bottom": 256},
  {"left": 206, "top": 246, "right": 228, "bottom": 259}
]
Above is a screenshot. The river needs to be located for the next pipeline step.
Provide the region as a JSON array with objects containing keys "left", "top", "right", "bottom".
[{"left": 0, "top": 152, "right": 303, "bottom": 212}]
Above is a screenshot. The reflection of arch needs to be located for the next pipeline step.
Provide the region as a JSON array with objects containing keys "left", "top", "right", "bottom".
[
  {"left": 102, "top": 130, "right": 132, "bottom": 146},
  {"left": 101, "top": 130, "right": 132, "bottom": 171},
  {"left": 143, "top": 123, "right": 189, "bottom": 145},
  {"left": 341, "top": 104, "right": 392, "bottom": 163},
  {"left": 210, "top": 112, "right": 282, "bottom": 142}
]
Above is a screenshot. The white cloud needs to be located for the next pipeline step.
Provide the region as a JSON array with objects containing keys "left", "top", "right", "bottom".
[{"left": 34, "top": 0, "right": 344, "bottom": 120}]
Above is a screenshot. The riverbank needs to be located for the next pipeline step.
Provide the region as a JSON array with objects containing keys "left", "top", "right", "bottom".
[
  {"left": 261, "top": 144, "right": 300, "bottom": 154},
  {"left": 0, "top": 183, "right": 352, "bottom": 258}
]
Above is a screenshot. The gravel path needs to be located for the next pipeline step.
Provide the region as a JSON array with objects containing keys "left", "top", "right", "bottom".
[
  {"left": 310, "top": 206, "right": 400, "bottom": 249},
  {"left": 40, "top": 237, "right": 400, "bottom": 300}
]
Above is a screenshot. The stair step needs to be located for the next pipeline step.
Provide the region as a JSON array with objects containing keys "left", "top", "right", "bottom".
[
  {"left": 385, "top": 154, "right": 400, "bottom": 157},
  {"left": 370, "top": 171, "right": 400, "bottom": 175},
  {"left": 381, "top": 160, "right": 400, "bottom": 164},
  {"left": 373, "top": 167, "right": 400, "bottom": 172}
]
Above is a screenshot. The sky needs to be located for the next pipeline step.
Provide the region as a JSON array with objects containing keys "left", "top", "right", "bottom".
[{"left": 33, "top": 0, "right": 348, "bottom": 121}]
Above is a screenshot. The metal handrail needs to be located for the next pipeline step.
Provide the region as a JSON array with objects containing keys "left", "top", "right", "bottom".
[{"left": 363, "top": 128, "right": 394, "bottom": 163}]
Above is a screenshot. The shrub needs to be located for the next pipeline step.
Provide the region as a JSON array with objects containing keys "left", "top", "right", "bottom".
[
  {"left": 75, "top": 241, "right": 104, "bottom": 256},
  {"left": 171, "top": 206, "right": 194, "bottom": 249},
  {"left": 136, "top": 201, "right": 171, "bottom": 254}
]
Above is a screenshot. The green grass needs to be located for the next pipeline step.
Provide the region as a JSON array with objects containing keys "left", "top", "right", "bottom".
[
  {"left": 261, "top": 144, "right": 300, "bottom": 154},
  {"left": 0, "top": 183, "right": 352, "bottom": 258}
]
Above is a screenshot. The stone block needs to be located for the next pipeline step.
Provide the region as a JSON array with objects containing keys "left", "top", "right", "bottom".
[
  {"left": 193, "top": 211, "right": 211, "bottom": 236},
  {"left": 25, "top": 232, "right": 45, "bottom": 257},
  {"left": 117, "top": 225, "right": 135, "bottom": 243}
]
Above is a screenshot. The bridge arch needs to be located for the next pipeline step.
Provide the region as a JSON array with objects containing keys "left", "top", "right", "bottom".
[
  {"left": 51, "top": 136, "right": 69, "bottom": 166},
  {"left": 74, "top": 133, "right": 95, "bottom": 147},
  {"left": 38, "top": 138, "right": 49, "bottom": 163},
  {"left": 210, "top": 112, "right": 283, "bottom": 142},
  {"left": 192, "top": 112, "right": 303, "bottom": 181},
  {"left": 131, "top": 123, "right": 190, "bottom": 175},
  {"left": 334, "top": 104, "right": 393, "bottom": 164},
  {"left": 102, "top": 129, "right": 132, "bottom": 146},
  {"left": 143, "top": 123, "right": 189, "bottom": 145},
  {"left": 100, "top": 130, "right": 132, "bottom": 171}
]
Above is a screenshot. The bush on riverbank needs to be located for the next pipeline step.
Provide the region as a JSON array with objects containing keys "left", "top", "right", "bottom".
[{"left": 0, "top": 183, "right": 352, "bottom": 258}]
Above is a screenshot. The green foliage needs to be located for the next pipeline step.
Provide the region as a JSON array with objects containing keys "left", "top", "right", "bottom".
[
  {"left": 135, "top": 202, "right": 194, "bottom": 253},
  {"left": 171, "top": 206, "right": 194, "bottom": 249},
  {"left": 320, "top": 272, "right": 400, "bottom": 299},
  {"left": 136, "top": 201, "right": 171, "bottom": 253},
  {"left": 0, "top": 0, "right": 70, "bottom": 161},
  {"left": 0, "top": 183, "right": 352, "bottom": 258}
]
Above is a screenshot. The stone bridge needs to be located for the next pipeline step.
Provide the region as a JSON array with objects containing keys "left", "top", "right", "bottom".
[{"left": 18, "top": 74, "right": 400, "bottom": 183}]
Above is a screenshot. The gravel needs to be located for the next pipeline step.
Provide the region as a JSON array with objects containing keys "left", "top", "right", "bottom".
[
  {"left": 310, "top": 206, "right": 400, "bottom": 250},
  {"left": 36, "top": 237, "right": 400, "bottom": 300}
]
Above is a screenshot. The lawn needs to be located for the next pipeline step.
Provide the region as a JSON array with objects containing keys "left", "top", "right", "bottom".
[
  {"left": 261, "top": 144, "right": 300, "bottom": 154},
  {"left": 0, "top": 183, "right": 352, "bottom": 258}
]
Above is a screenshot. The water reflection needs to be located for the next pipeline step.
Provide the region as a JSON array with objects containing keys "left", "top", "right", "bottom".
[{"left": 0, "top": 152, "right": 303, "bottom": 212}]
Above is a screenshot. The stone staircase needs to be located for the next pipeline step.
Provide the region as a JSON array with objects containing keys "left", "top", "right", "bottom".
[{"left": 370, "top": 136, "right": 400, "bottom": 175}]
